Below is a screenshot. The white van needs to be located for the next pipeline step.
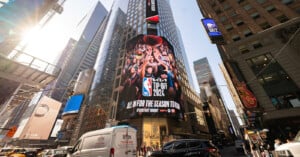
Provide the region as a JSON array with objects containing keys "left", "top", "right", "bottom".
[{"left": 69, "top": 125, "right": 137, "bottom": 157}]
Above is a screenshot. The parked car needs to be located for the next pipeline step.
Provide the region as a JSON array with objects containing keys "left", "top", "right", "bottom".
[
  {"left": 275, "top": 130, "right": 300, "bottom": 157},
  {"left": 148, "top": 139, "right": 221, "bottom": 157},
  {"left": 41, "top": 149, "right": 67, "bottom": 157},
  {"left": 0, "top": 148, "right": 26, "bottom": 157}
]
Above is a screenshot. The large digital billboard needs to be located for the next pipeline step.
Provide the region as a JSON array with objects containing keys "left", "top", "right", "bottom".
[
  {"left": 62, "top": 94, "right": 84, "bottom": 115},
  {"left": 201, "top": 18, "right": 224, "bottom": 44},
  {"left": 19, "top": 96, "right": 61, "bottom": 140},
  {"left": 117, "top": 35, "right": 182, "bottom": 119}
]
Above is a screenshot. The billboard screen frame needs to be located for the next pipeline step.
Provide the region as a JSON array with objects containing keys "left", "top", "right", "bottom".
[
  {"left": 62, "top": 94, "right": 84, "bottom": 115},
  {"left": 117, "top": 34, "right": 183, "bottom": 120}
]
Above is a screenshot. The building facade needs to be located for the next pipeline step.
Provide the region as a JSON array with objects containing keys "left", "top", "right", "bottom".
[
  {"left": 193, "top": 57, "right": 233, "bottom": 143},
  {"left": 197, "top": 0, "right": 300, "bottom": 139},
  {"left": 75, "top": 0, "right": 210, "bottom": 149}
]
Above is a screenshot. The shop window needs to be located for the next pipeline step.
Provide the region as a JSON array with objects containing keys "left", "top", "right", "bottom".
[
  {"left": 271, "top": 94, "right": 300, "bottom": 109},
  {"left": 276, "top": 15, "right": 289, "bottom": 23}
]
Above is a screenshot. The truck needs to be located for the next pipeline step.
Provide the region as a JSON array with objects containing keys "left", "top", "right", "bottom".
[{"left": 68, "top": 125, "right": 137, "bottom": 157}]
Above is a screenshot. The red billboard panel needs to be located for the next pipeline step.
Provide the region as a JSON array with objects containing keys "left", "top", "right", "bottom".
[
  {"left": 117, "top": 35, "right": 182, "bottom": 120},
  {"left": 19, "top": 96, "right": 62, "bottom": 140},
  {"left": 146, "top": 0, "right": 159, "bottom": 23}
]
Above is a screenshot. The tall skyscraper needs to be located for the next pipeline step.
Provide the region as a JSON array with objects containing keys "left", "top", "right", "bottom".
[
  {"left": 193, "top": 57, "right": 233, "bottom": 142},
  {"left": 197, "top": 0, "right": 300, "bottom": 139},
  {"left": 49, "top": 2, "right": 108, "bottom": 104}
]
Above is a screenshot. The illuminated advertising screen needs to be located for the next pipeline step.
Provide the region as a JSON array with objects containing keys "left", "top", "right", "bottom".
[
  {"left": 201, "top": 18, "right": 222, "bottom": 37},
  {"left": 117, "top": 35, "right": 182, "bottom": 119},
  {"left": 62, "top": 94, "right": 84, "bottom": 115},
  {"left": 146, "top": 0, "right": 159, "bottom": 23}
]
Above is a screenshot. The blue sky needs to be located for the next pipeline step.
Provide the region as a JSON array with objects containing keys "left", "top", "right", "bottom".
[{"left": 24, "top": 0, "right": 237, "bottom": 113}]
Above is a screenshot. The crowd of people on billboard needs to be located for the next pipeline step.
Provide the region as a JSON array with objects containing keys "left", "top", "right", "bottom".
[{"left": 117, "top": 35, "right": 182, "bottom": 119}]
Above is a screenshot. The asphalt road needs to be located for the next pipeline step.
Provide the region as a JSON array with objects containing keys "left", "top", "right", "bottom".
[{"left": 219, "top": 145, "right": 247, "bottom": 157}]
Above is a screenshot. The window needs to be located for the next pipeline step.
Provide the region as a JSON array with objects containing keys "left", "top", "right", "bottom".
[
  {"left": 257, "top": 0, "right": 266, "bottom": 4},
  {"left": 260, "top": 22, "right": 271, "bottom": 30},
  {"left": 251, "top": 12, "right": 260, "bottom": 19},
  {"left": 82, "top": 134, "right": 111, "bottom": 149},
  {"left": 188, "top": 141, "right": 202, "bottom": 148},
  {"left": 252, "top": 41, "right": 263, "bottom": 49},
  {"left": 244, "top": 29, "right": 253, "bottom": 37},
  {"left": 173, "top": 142, "right": 187, "bottom": 150},
  {"left": 239, "top": 45, "right": 250, "bottom": 54},
  {"left": 237, "top": 0, "right": 245, "bottom": 4},
  {"left": 276, "top": 15, "right": 289, "bottom": 23},
  {"left": 266, "top": 5, "right": 276, "bottom": 12},
  {"left": 243, "top": 4, "right": 252, "bottom": 11},
  {"left": 281, "top": 0, "right": 293, "bottom": 5},
  {"left": 225, "top": 24, "right": 233, "bottom": 31},
  {"left": 232, "top": 35, "right": 241, "bottom": 41},
  {"left": 236, "top": 20, "right": 244, "bottom": 26},
  {"left": 223, "top": 3, "right": 231, "bottom": 10},
  {"left": 220, "top": 16, "right": 227, "bottom": 22}
]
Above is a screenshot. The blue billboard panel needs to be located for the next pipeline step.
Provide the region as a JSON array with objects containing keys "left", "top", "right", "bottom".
[
  {"left": 62, "top": 94, "right": 84, "bottom": 115},
  {"left": 117, "top": 34, "right": 183, "bottom": 120},
  {"left": 201, "top": 18, "right": 222, "bottom": 37}
]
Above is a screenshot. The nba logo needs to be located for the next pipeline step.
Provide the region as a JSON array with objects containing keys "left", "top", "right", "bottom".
[{"left": 143, "top": 77, "right": 152, "bottom": 96}]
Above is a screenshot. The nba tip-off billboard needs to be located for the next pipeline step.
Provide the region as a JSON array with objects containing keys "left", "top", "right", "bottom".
[{"left": 117, "top": 34, "right": 183, "bottom": 119}]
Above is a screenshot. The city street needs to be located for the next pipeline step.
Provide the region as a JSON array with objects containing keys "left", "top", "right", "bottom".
[{"left": 220, "top": 146, "right": 247, "bottom": 157}]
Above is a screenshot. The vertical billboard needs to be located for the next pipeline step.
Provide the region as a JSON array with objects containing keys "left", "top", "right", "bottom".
[
  {"left": 117, "top": 35, "right": 182, "bottom": 120},
  {"left": 201, "top": 18, "right": 224, "bottom": 44},
  {"left": 146, "top": 0, "right": 159, "bottom": 23},
  {"left": 62, "top": 94, "right": 84, "bottom": 115},
  {"left": 19, "top": 96, "right": 61, "bottom": 140}
]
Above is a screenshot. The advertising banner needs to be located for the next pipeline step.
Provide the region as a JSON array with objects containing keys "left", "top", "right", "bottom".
[
  {"left": 117, "top": 35, "right": 182, "bottom": 119},
  {"left": 19, "top": 96, "right": 61, "bottom": 140},
  {"left": 62, "top": 94, "right": 84, "bottom": 115},
  {"left": 146, "top": 0, "right": 159, "bottom": 23},
  {"left": 201, "top": 18, "right": 224, "bottom": 44}
]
